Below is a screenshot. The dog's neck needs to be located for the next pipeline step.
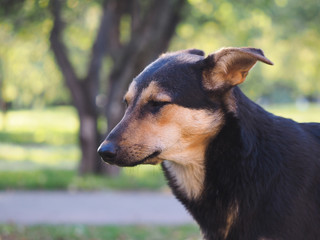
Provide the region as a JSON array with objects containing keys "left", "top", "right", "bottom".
[
  {"left": 162, "top": 160, "right": 205, "bottom": 200},
  {"left": 161, "top": 88, "right": 256, "bottom": 201},
  {"left": 162, "top": 87, "right": 279, "bottom": 240},
  {"left": 161, "top": 109, "right": 245, "bottom": 240}
]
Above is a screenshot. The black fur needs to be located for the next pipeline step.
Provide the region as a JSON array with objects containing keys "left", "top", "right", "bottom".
[
  {"left": 133, "top": 50, "right": 213, "bottom": 110},
  {"left": 163, "top": 87, "right": 320, "bottom": 240},
  {"left": 100, "top": 49, "right": 320, "bottom": 240}
]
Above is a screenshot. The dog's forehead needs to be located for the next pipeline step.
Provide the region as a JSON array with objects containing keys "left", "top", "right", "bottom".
[
  {"left": 126, "top": 50, "right": 211, "bottom": 109},
  {"left": 133, "top": 51, "right": 204, "bottom": 92}
]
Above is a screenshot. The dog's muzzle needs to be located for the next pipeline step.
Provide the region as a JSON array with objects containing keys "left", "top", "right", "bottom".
[{"left": 98, "top": 140, "right": 162, "bottom": 166}]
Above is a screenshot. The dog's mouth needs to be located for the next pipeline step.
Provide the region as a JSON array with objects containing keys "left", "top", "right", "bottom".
[
  {"left": 132, "top": 151, "right": 162, "bottom": 166},
  {"left": 116, "top": 151, "right": 162, "bottom": 167}
]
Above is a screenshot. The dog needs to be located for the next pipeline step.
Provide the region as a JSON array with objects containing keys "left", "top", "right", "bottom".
[{"left": 98, "top": 47, "right": 320, "bottom": 240}]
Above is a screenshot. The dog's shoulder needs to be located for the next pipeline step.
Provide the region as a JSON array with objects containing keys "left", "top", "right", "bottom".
[{"left": 299, "top": 122, "right": 320, "bottom": 142}]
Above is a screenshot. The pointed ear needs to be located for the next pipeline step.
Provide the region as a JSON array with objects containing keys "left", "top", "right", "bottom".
[{"left": 202, "top": 47, "right": 273, "bottom": 91}]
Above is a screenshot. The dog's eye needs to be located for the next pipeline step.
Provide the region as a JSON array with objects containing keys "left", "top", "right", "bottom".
[
  {"left": 148, "top": 100, "right": 170, "bottom": 113},
  {"left": 149, "top": 100, "right": 170, "bottom": 108}
]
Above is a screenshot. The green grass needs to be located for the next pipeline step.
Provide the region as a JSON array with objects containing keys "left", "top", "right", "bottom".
[
  {"left": 0, "top": 107, "right": 80, "bottom": 170},
  {"left": 0, "top": 104, "right": 319, "bottom": 191},
  {"left": 0, "top": 224, "right": 202, "bottom": 240},
  {"left": 0, "top": 143, "right": 79, "bottom": 170},
  {"left": 0, "top": 107, "right": 78, "bottom": 145},
  {"left": 0, "top": 166, "right": 167, "bottom": 191}
]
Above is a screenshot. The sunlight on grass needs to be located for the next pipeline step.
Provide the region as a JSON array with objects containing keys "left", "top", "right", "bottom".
[
  {"left": 0, "top": 143, "right": 79, "bottom": 170},
  {"left": 0, "top": 107, "right": 78, "bottom": 131},
  {"left": 0, "top": 106, "right": 79, "bottom": 170},
  {"left": 0, "top": 166, "right": 167, "bottom": 191},
  {"left": 0, "top": 107, "right": 78, "bottom": 145}
]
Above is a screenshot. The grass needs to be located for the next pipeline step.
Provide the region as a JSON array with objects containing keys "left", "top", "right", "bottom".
[
  {"left": 0, "top": 107, "right": 78, "bottom": 146},
  {"left": 0, "top": 143, "right": 79, "bottom": 170},
  {"left": 0, "top": 104, "right": 319, "bottom": 191},
  {"left": 0, "top": 224, "right": 202, "bottom": 240},
  {"left": 0, "top": 167, "right": 167, "bottom": 191}
]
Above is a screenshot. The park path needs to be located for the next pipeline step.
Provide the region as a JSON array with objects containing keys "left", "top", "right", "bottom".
[{"left": 0, "top": 190, "right": 194, "bottom": 225}]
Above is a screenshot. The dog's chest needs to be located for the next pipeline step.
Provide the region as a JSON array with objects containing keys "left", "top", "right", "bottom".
[{"left": 162, "top": 161, "right": 205, "bottom": 200}]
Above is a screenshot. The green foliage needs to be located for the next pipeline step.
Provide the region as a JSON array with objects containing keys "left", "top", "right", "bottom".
[
  {"left": 1, "top": 0, "right": 320, "bottom": 108},
  {"left": 0, "top": 0, "right": 101, "bottom": 108},
  {"left": 172, "top": 0, "right": 320, "bottom": 102},
  {"left": 0, "top": 27, "right": 70, "bottom": 108},
  {"left": 0, "top": 224, "right": 201, "bottom": 240},
  {"left": 0, "top": 0, "right": 71, "bottom": 108}
]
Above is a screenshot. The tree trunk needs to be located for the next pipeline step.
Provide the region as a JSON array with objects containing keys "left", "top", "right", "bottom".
[
  {"left": 104, "top": 0, "right": 187, "bottom": 136},
  {"left": 49, "top": 0, "right": 187, "bottom": 176},
  {"left": 49, "top": 0, "right": 114, "bottom": 175},
  {"left": 78, "top": 112, "right": 99, "bottom": 174}
]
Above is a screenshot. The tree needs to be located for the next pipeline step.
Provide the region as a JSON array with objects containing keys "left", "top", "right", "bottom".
[
  {"left": 49, "top": 0, "right": 187, "bottom": 175},
  {"left": 171, "top": 0, "right": 320, "bottom": 102},
  {"left": 2, "top": 0, "right": 319, "bottom": 176}
]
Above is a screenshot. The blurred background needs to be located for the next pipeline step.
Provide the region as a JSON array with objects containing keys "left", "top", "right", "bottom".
[{"left": 0, "top": 0, "right": 319, "bottom": 239}]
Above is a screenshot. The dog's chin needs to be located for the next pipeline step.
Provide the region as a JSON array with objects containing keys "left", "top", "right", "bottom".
[
  {"left": 141, "top": 156, "right": 163, "bottom": 165},
  {"left": 106, "top": 151, "right": 162, "bottom": 167}
]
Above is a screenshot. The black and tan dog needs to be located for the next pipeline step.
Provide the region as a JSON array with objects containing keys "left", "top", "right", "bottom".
[{"left": 98, "top": 47, "right": 320, "bottom": 240}]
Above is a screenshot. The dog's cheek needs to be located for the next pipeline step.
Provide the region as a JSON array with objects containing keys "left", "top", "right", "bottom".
[
  {"left": 156, "top": 106, "right": 225, "bottom": 163},
  {"left": 161, "top": 105, "right": 223, "bottom": 140},
  {"left": 118, "top": 112, "right": 173, "bottom": 157},
  {"left": 155, "top": 106, "right": 184, "bottom": 147}
]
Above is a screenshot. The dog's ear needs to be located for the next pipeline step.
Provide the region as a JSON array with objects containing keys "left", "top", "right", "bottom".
[
  {"left": 187, "top": 49, "right": 205, "bottom": 56},
  {"left": 202, "top": 47, "right": 273, "bottom": 91}
]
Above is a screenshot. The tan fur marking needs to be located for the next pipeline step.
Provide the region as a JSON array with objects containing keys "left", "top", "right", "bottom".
[
  {"left": 163, "top": 161, "right": 205, "bottom": 200},
  {"left": 158, "top": 106, "right": 225, "bottom": 199},
  {"left": 223, "top": 90, "right": 237, "bottom": 114},
  {"left": 124, "top": 81, "right": 137, "bottom": 104},
  {"left": 139, "top": 81, "right": 172, "bottom": 104},
  {"left": 116, "top": 82, "right": 171, "bottom": 164},
  {"left": 221, "top": 202, "right": 239, "bottom": 240}
]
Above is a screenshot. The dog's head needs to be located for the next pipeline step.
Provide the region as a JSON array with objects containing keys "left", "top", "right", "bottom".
[{"left": 98, "top": 47, "right": 273, "bottom": 167}]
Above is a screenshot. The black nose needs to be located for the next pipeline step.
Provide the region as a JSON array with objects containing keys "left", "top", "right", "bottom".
[{"left": 98, "top": 141, "right": 117, "bottom": 162}]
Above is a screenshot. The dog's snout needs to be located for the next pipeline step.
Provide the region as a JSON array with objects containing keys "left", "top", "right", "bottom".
[{"left": 98, "top": 141, "right": 117, "bottom": 162}]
